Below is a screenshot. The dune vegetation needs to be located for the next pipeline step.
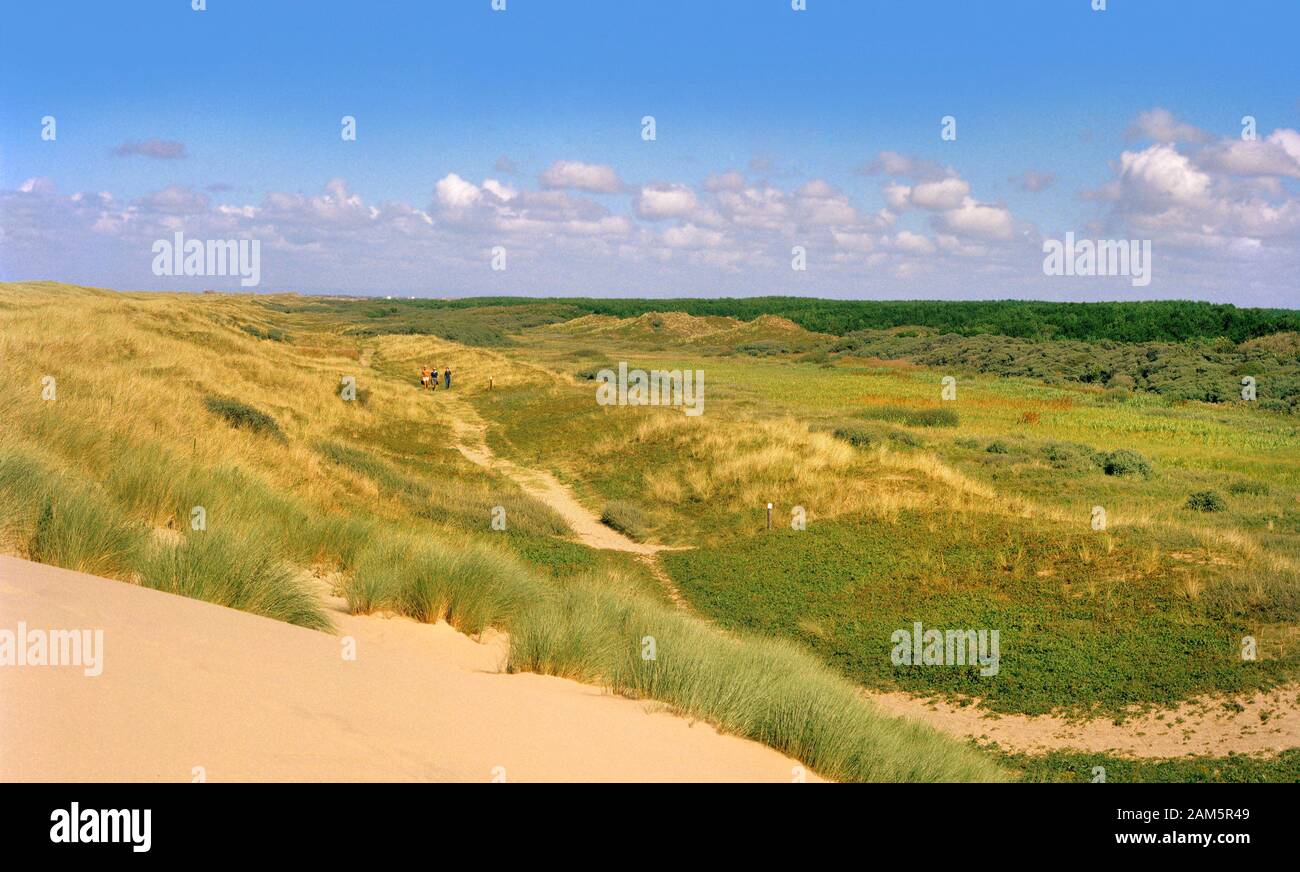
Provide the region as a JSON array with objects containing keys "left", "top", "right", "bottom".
[
  {"left": 0, "top": 280, "right": 1011, "bottom": 782},
  {"left": 3, "top": 281, "right": 1296, "bottom": 780}
]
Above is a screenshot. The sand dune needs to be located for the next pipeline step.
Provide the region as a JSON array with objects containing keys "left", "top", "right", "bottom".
[{"left": 0, "top": 556, "right": 815, "bottom": 782}]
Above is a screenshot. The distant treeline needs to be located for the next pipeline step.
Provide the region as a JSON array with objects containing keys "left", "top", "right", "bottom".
[
  {"left": 831, "top": 330, "right": 1300, "bottom": 411},
  {"left": 402, "top": 297, "right": 1300, "bottom": 344}
]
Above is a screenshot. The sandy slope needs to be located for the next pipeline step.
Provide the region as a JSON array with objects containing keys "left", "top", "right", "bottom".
[{"left": 0, "top": 556, "right": 815, "bottom": 782}]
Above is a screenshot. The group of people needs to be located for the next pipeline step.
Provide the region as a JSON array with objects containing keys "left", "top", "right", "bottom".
[{"left": 419, "top": 365, "right": 452, "bottom": 391}]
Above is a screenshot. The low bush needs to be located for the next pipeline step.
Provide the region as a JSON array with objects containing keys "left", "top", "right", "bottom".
[
  {"left": 857, "top": 405, "right": 958, "bottom": 428},
  {"left": 832, "top": 425, "right": 877, "bottom": 449},
  {"left": 1185, "top": 490, "right": 1227, "bottom": 513},
  {"left": 202, "top": 395, "right": 284, "bottom": 440},
  {"left": 1098, "top": 449, "right": 1152, "bottom": 477},
  {"left": 1040, "top": 441, "right": 1094, "bottom": 470}
]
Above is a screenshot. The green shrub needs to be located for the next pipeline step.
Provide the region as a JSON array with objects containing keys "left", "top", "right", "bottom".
[
  {"left": 857, "top": 405, "right": 958, "bottom": 428},
  {"left": 1227, "top": 479, "right": 1269, "bottom": 496},
  {"left": 1098, "top": 448, "right": 1152, "bottom": 477},
  {"left": 1040, "top": 441, "right": 1094, "bottom": 470},
  {"left": 985, "top": 441, "right": 1010, "bottom": 454},
  {"left": 239, "top": 323, "right": 290, "bottom": 342},
  {"left": 1185, "top": 490, "right": 1227, "bottom": 513},
  {"left": 832, "top": 425, "right": 877, "bottom": 448},
  {"left": 601, "top": 500, "right": 650, "bottom": 541},
  {"left": 202, "top": 395, "right": 284, "bottom": 440},
  {"left": 887, "top": 428, "right": 923, "bottom": 448}
]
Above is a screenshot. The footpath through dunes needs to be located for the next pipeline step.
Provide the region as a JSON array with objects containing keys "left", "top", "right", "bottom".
[
  {"left": 0, "top": 556, "right": 818, "bottom": 782},
  {"left": 437, "top": 389, "right": 689, "bottom": 606}
]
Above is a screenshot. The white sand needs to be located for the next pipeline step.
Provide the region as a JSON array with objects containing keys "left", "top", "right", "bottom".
[{"left": 0, "top": 556, "right": 816, "bottom": 782}]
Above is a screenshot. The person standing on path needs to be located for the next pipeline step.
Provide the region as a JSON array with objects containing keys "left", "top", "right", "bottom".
[{"left": 444, "top": 366, "right": 452, "bottom": 390}]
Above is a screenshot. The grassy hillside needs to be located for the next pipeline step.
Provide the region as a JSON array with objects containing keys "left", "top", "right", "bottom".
[{"left": 0, "top": 281, "right": 1005, "bottom": 783}]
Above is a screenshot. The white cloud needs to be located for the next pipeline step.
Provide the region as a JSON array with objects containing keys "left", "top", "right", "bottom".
[
  {"left": 937, "top": 197, "right": 1014, "bottom": 241},
  {"left": 1198, "top": 130, "right": 1300, "bottom": 179},
  {"left": 890, "top": 230, "right": 936, "bottom": 254},
  {"left": 910, "top": 177, "right": 971, "bottom": 210},
  {"left": 704, "top": 170, "right": 746, "bottom": 192},
  {"left": 636, "top": 184, "right": 698, "bottom": 219},
  {"left": 662, "top": 223, "right": 725, "bottom": 249},
  {"left": 883, "top": 183, "right": 912, "bottom": 211},
  {"left": 863, "top": 151, "right": 950, "bottom": 180},
  {"left": 5, "top": 134, "right": 1296, "bottom": 304},
  {"left": 538, "top": 160, "right": 623, "bottom": 193},
  {"left": 1115, "top": 144, "right": 1212, "bottom": 207},
  {"left": 435, "top": 173, "right": 483, "bottom": 208},
  {"left": 482, "top": 178, "right": 518, "bottom": 201},
  {"left": 1125, "top": 107, "right": 1212, "bottom": 144}
]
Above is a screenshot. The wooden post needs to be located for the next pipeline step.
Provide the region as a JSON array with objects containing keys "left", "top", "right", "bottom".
[
  {"left": 766, "top": 502, "right": 772, "bottom": 530},
  {"left": 489, "top": 377, "right": 494, "bottom": 391}
]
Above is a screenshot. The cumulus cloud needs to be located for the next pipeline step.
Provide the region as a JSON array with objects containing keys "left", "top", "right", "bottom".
[
  {"left": 704, "top": 170, "right": 746, "bottom": 192},
  {"left": 936, "top": 197, "right": 1014, "bottom": 241},
  {"left": 1198, "top": 130, "right": 1300, "bottom": 179},
  {"left": 662, "top": 223, "right": 725, "bottom": 249},
  {"left": 636, "top": 184, "right": 698, "bottom": 219},
  {"left": 112, "top": 139, "right": 188, "bottom": 159},
  {"left": 435, "top": 173, "right": 483, "bottom": 208},
  {"left": 1125, "top": 108, "right": 1212, "bottom": 144},
  {"left": 861, "top": 151, "right": 951, "bottom": 181},
  {"left": 909, "top": 177, "right": 971, "bottom": 210},
  {"left": 6, "top": 129, "right": 1298, "bottom": 303},
  {"left": 890, "top": 230, "right": 936, "bottom": 254},
  {"left": 1113, "top": 144, "right": 1213, "bottom": 208},
  {"left": 19, "top": 176, "right": 57, "bottom": 195},
  {"left": 539, "top": 160, "right": 623, "bottom": 193}
]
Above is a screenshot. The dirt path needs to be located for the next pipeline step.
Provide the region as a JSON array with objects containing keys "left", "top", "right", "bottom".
[
  {"left": 443, "top": 395, "right": 687, "bottom": 605},
  {"left": 430, "top": 372, "right": 1299, "bottom": 760},
  {"left": 0, "top": 556, "right": 814, "bottom": 782}
]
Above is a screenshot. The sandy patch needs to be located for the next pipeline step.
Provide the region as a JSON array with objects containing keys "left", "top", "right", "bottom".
[
  {"left": 0, "top": 556, "right": 815, "bottom": 782},
  {"left": 865, "top": 687, "right": 1300, "bottom": 758}
]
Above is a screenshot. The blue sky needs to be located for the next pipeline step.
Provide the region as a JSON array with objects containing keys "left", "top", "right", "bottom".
[{"left": 2, "top": 0, "right": 1298, "bottom": 304}]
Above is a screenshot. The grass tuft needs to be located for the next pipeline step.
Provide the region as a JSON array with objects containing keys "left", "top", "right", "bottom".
[
  {"left": 202, "top": 394, "right": 285, "bottom": 440},
  {"left": 138, "top": 529, "right": 332, "bottom": 630}
]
